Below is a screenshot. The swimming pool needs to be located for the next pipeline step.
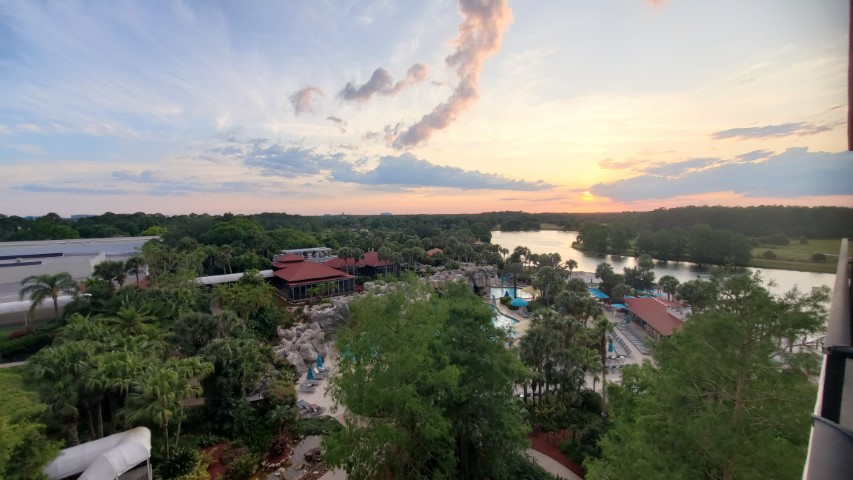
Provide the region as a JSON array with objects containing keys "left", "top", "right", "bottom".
[
  {"left": 491, "top": 305, "right": 520, "bottom": 338},
  {"left": 489, "top": 287, "right": 533, "bottom": 300}
]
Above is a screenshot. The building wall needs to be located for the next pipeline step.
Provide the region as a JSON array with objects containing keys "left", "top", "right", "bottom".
[{"left": 0, "top": 252, "right": 104, "bottom": 285}]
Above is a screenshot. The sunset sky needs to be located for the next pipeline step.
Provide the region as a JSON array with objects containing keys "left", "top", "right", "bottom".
[{"left": 1, "top": 0, "right": 851, "bottom": 216}]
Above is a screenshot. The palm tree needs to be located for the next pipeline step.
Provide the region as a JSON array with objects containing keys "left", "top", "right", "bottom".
[
  {"left": 659, "top": 275, "right": 680, "bottom": 301},
  {"left": 93, "top": 260, "right": 128, "bottom": 288},
  {"left": 564, "top": 259, "right": 578, "bottom": 278},
  {"left": 19, "top": 272, "right": 78, "bottom": 323},
  {"left": 108, "top": 303, "right": 158, "bottom": 335},
  {"left": 125, "top": 255, "right": 145, "bottom": 284},
  {"left": 120, "top": 358, "right": 213, "bottom": 458}
]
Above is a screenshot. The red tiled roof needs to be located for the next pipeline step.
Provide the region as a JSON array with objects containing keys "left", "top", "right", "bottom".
[
  {"left": 273, "top": 261, "right": 354, "bottom": 286},
  {"left": 426, "top": 248, "right": 443, "bottom": 257},
  {"left": 276, "top": 254, "right": 304, "bottom": 263},
  {"left": 625, "top": 297, "right": 685, "bottom": 336},
  {"left": 357, "top": 251, "right": 394, "bottom": 267},
  {"left": 325, "top": 257, "right": 356, "bottom": 269}
]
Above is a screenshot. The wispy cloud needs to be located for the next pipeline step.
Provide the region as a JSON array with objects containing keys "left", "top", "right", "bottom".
[
  {"left": 331, "top": 153, "right": 553, "bottom": 190},
  {"left": 340, "top": 63, "right": 428, "bottom": 102},
  {"left": 736, "top": 149, "right": 774, "bottom": 161},
  {"left": 327, "top": 116, "right": 348, "bottom": 133},
  {"left": 289, "top": 87, "right": 324, "bottom": 115},
  {"left": 712, "top": 122, "right": 832, "bottom": 140},
  {"left": 228, "top": 139, "right": 551, "bottom": 191},
  {"left": 589, "top": 148, "right": 853, "bottom": 201},
  {"left": 642, "top": 158, "right": 716, "bottom": 177},
  {"left": 18, "top": 184, "right": 129, "bottom": 195},
  {"left": 598, "top": 157, "right": 651, "bottom": 171},
  {"left": 392, "top": 0, "right": 513, "bottom": 148}
]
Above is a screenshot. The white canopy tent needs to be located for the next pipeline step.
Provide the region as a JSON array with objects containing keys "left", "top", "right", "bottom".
[{"left": 43, "top": 427, "right": 152, "bottom": 480}]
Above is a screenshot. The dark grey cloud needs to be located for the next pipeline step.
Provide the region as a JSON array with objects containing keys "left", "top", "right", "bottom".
[
  {"left": 643, "top": 158, "right": 716, "bottom": 177},
  {"left": 330, "top": 153, "right": 552, "bottom": 191},
  {"left": 392, "top": 0, "right": 512, "bottom": 148},
  {"left": 340, "top": 63, "right": 428, "bottom": 102},
  {"left": 289, "top": 86, "right": 324, "bottom": 115},
  {"left": 18, "top": 184, "right": 128, "bottom": 195},
  {"left": 736, "top": 150, "right": 774, "bottom": 162},
  {"left": 712, "top": 122, "right": 832, "bottom": 140},
  {"left": 589, "top": 148, "right": 853, "bottom": 201}
]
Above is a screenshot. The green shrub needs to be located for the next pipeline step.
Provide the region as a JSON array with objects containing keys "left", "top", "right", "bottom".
[
  {"left": 0, "top": 332, "right": 52, "bottom": 360},
  {"left": 761, "top": 250, "right": 776, "bottom": 259},
  {"left": 296, "top": 416, "right": 343, "bottom": 436},
  {"left": 811, "top": 253, "right": 828, "bottom": 263},
  {"left": 799, "top": 237, "right": 809, "bottom": 245},
  {"left": 155, "top": 447, "right": 211, "bottom": 480},
  {"left": 222, "top": 453, "right": 259, "bottom": 480}
]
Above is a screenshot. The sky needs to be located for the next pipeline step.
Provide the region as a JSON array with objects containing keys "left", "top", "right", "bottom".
[{"left": 1, "top": 0, "right": 852, "bottom": 216}]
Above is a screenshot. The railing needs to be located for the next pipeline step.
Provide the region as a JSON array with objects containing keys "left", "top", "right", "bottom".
[{"left": 803, "top": 239, "right": 852, "bottom": 479}]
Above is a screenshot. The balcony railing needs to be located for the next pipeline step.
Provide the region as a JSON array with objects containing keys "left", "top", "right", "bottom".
[{"left": 803, "top": 238, "right": 852, "bottom": 479}]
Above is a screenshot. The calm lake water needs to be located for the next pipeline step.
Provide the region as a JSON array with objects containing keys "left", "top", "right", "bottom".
[{"left": 491, "top": 230, "right": 837, "bottom": 298}]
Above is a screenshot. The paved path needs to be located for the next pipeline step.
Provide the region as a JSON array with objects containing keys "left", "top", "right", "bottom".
[
  {"left": 0, "top": 361, "right": 26, "bottom": 369},
  {"left": 526, "top": 449, "right": 583, "bottom": 480}
]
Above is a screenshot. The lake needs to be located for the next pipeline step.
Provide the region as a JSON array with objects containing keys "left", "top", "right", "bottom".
[{"left": 491, "top": 230, "right": 837, "bottom": 297}]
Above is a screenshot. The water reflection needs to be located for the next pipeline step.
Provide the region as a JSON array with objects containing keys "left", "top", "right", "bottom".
[{"left": 491, "top": 230, "right": 836, "bottom": 297}]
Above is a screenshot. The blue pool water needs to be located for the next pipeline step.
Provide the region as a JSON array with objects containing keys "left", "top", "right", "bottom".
[
  {"left": 489, "top": 287, "right": 533, "bottom": 300},
  {"left": 491, "top": 305, "right": 520, "bottom": 338}
]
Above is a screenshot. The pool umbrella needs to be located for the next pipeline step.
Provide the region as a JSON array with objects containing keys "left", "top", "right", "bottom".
[
  {"left": 317, "top": 354, "right": 325, "bottom": 369},
  {"left": 510, "top": 298, "right": 528, "bottom": 307},
  {"left": 307, "top": 367, "right": 314, "bottom": 380}
]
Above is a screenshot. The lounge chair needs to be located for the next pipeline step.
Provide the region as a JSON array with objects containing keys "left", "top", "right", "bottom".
[{"left": 299, "top": 383, "right": 316, "bottom": 393}]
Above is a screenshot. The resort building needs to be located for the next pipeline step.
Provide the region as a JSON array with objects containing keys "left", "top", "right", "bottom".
[
  {"left": 271, "top": 254, "right": 355, "bottom": 301},
  {"left": 426, "top": 248, "right": 443, "bottom": 257},
  {"left": 325, "top": 250, "right": 400, "bottom": 277},
  {"left": 275, "top": 247, "right": 334, "bottom": 263},
  {"left": 624, "top": 297, "right": 688, "bottom": 340}
]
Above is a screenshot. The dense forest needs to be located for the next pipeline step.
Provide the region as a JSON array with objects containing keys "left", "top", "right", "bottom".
[{"left": 2, "top": 206, "right": 852, "bottom": 243}]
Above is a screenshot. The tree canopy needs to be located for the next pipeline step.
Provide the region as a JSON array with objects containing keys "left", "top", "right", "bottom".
[
  {"left": 586, "top": 273, "right": 829, "bottom": 480},
  {"left": 324, "top": 279, "right": 531, "bottom": 480}
]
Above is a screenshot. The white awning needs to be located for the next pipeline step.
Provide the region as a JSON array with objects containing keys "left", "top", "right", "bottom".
[{"left": 44, "top": 427, "right": 151, "bottom": 480}]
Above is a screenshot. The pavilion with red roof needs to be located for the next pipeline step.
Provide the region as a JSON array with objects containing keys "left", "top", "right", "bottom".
[
  {"left": 271, "top": 254, "right": 355, "bottom": 301},
  {"left": 624, "top": 297, "right": 689, "bottom": 340},
  {"left": 326, "top": 250, "right": 399, "bottom": 277}
]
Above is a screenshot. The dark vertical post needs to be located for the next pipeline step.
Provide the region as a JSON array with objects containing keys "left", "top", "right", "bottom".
[{"left": 849, "top": 0, "right": 852, "bottom": 150}]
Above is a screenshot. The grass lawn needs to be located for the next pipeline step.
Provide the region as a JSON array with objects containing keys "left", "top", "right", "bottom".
[{"left": 750, "top": 239, "right": 850, "bottom": 274}]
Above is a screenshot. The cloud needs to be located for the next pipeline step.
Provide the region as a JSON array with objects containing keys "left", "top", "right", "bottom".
[
  {"left": 242, "top": 143, "right": 349, "bottom": 176},
  {"left": 712, "top": 122, "right": 832, "bottom": 140},
  {"left": 589, "top": 148, "right": 853, "bottom": 201},
  {"left": 340, "top": 63, "right": 428, "bottom": 102},
  {"left": 235, "top": 140, "right": 551, "bottom": 191},
  {"left": 327, "top": 116, "right": 348, "bottom": 133},
  {"left": 289, "top": 87, "right": 324, "bottom": 115},
  {"left": 598, "top": 157, "right": 650, "bottom": 170},
  {"left": 112, "top": 170, "right": 165, "bottom": 182},
  {"left": 642, "top": 158, "right": 716, "bottom": 177},
  {"left": 391, "top": 0, "right": 513, "bottom": 149},
  {"left": 331, "top": 153, "right": 552, "bottom": 191},
  {"left": 18, "top": 184, "right": 129, "bottom": 195},
  {"left": 736, "top": 150, "right": 774, "bottom": 162}
]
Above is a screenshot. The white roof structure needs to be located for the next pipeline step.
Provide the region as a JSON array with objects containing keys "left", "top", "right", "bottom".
[
  {"left": 195, "top": 269, "right": 273, "bottom": 285},
  {"left": 43, "top": 427, "right": 152, "bottom": 480}
]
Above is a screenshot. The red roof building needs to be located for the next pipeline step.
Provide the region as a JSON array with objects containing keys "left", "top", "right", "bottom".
[
  {"left": 426, "top": 248, "right": 443, "bottom": 257},
  {"left": 325, "top": 250, "right": 400, "bottom": 277},
  {"left": 271, "top": 258, "right": 354, "bottom": 301},
  {"left": 624, "top": 297, "right": 687, "bottom": 340}
]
